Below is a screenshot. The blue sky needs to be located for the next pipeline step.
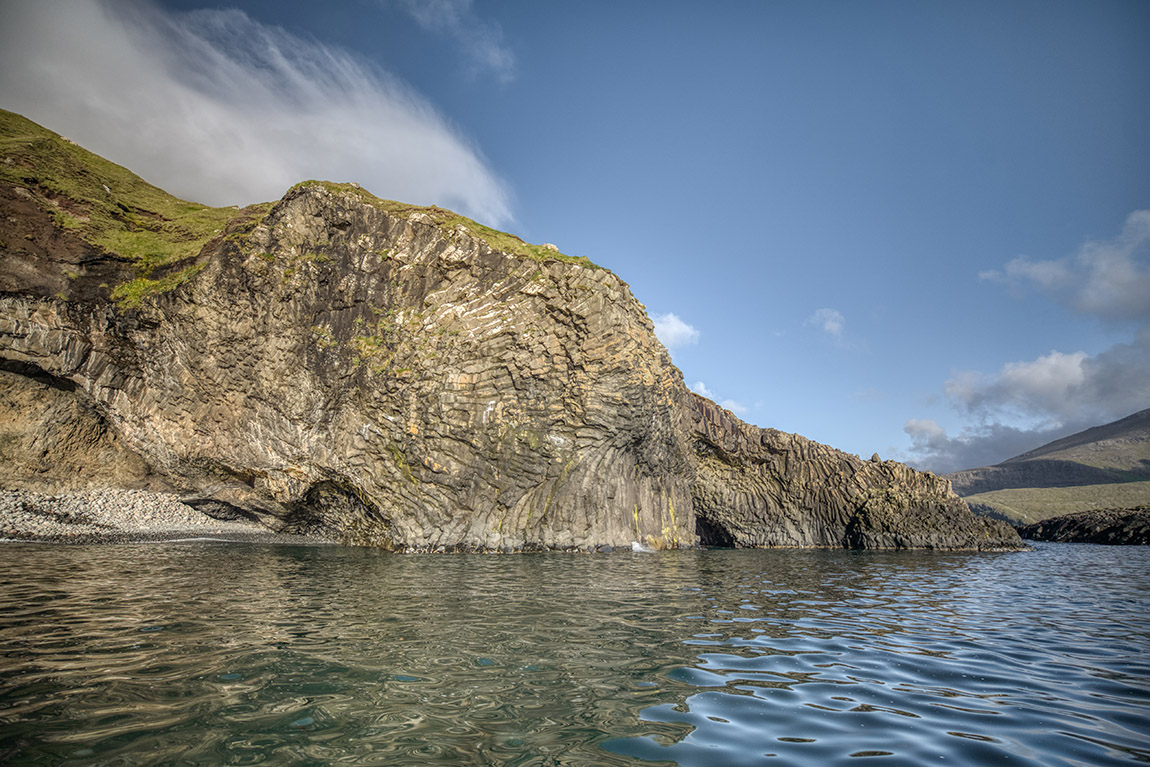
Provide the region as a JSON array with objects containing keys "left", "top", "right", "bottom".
[{"left": 2, "top": 0, "right": 1147, "bottom": 473}]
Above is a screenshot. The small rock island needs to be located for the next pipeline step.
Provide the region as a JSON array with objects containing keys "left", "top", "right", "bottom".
[{"left": 0, "top": 109, "right": 1020, "bottom": 551}]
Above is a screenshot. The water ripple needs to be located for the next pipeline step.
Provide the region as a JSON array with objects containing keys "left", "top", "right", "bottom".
[{"left": 1, "top": 543, "right": 1147, "bottom": 765}]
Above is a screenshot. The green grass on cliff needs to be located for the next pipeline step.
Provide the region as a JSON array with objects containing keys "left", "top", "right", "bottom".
[
  {"left": 1, "top": 110, "right": 597, "bottom": 307},
  {"left": 966, "top": 480, "right": 1150, "bottom": 524},
  {"left": 290, "top": 180, "right": 598, "bottom": 269},
  {"left": 0, "top": 109, "right": 238, "bottom": 304}
]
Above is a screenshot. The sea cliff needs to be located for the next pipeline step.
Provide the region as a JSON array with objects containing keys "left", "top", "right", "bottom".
[{"left": 0, "top": 110, "right": 1021, "bottom": 550}]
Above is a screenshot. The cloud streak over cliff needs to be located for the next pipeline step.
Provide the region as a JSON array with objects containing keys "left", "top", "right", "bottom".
[{"left": 0, "top": 0, "right": 512, "bottom": 226}]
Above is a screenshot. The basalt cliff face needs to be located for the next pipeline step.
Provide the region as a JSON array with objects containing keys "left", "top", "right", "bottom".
[
  {"left": 690, "top": 396, "right": 1013, "bottom": 549},
  {"left": 0, "top": 111, "right": 1020, "bottom": 550}
]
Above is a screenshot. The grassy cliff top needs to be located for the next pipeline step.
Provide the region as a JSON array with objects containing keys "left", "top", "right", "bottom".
[
  {"left": 0, "top": 108, "right": 238, "bottom": 276},
  {"left": 1, "top": 110, "right": 595, "bottom": 283},
  {"left": 288, "top": 180, "right": 597, "bottom": 269}
]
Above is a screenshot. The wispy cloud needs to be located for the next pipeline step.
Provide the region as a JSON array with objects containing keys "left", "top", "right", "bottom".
[
  {"left": 691, "top": 381, "right": 748, "bottom": 416},
  {"left": 691, "top": 381, "right": 716, "bottom": 399},
  {"left": 653, "top": 313, "right": 700, "bottom": 350},
  {"left": 0, "top": 0, "right": 512, "bottom": 225},
  {"left": 721, "top": 400, "right": 749, "bottom": 416},
  {"left": 390, "top": 0, "right": 516, "bottom": 83},
  {"left": 905, "top": 211, "right": 1150, "bottom": 473},
  {"left": 901, "top": 418, "right": 1073, "bottom": 474},
  {"left": 980, "top": 209, "right": 1150, "bottom": 323},
  {"left": 808, "top": 307, "right": 845, "bottom": 337}
]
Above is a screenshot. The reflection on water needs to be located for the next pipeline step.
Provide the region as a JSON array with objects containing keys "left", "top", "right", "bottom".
[{"left": 1, "top": 543, "right": 1148, "bottom": 766}]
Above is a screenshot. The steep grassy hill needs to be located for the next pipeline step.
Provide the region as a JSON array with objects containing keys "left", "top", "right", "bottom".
[
  {"left": 0, "top": 108, "right": 245, "bottom": 305},
  {"left": 946, "top": 408, "right": 1150, "bottom": 524},
  {"left": 0, "top": 108, "right": 590, "bottom": 308}
]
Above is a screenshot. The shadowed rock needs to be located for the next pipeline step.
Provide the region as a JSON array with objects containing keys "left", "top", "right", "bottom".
[{"left": 1017, "top": 507, "right": 1149, "bottom": 545}]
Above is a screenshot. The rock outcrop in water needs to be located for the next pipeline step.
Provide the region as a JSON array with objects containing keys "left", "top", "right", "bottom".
[
  {"left": 1017, "top": 507, "right": 1149, "bottom": 545},
  {"left": 0, "top": 110, "right": 1021, "bottom": 550},
  {"left": 690, "top": 397, "right": 1012, "bottom": 549}
]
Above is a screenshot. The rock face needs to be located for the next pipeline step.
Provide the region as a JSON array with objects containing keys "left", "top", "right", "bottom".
[
  {"left": 689, "top": 396, "right": 1014, "bottom": 549},
  {"left": 0, "top": 365, "right": 165, "bottom": 493},
  {"left": 2, "top": 183, "right": 694, "bottom": 550},
  {"left": 1017, "top": 507, "right": 1150, "bottom": 545},
  {"left": 0, "top": 112, "right": 1021, "bottom": 550}
]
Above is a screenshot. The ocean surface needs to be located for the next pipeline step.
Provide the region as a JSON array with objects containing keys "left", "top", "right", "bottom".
[{"left": 1, "top": 542, "right": 1147, "bottom": 766}]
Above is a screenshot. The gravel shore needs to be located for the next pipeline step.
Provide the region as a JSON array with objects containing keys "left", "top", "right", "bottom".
[{"left": 0, "top": 488, "right": 331, "bottom": 544}]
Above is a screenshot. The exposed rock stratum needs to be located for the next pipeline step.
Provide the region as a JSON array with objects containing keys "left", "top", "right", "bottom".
[{"left": 0, "top": 110, "right": 1020, "bottom": 550}]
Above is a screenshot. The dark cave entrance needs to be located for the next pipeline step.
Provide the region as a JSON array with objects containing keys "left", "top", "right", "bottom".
[{"left": 696, "top": 516, "right": 735, "bottom": 548}]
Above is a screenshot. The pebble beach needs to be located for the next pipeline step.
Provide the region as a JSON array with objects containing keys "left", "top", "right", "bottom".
[{"left": 0, "top": 488, "right": 329, "bottom": 544}]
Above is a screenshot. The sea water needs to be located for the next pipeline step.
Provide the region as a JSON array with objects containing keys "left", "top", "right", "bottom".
[{"left": 1, "top": 542, "right": 1147, "bottom": 766}]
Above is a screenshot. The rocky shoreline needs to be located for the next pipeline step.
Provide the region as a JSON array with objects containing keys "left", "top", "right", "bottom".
[
  {"left": 1017, "top": 507, "right": 1149, "bottom": 545},
  {"left": 0, "top": 488, "right": 330, "bottom": 544}
]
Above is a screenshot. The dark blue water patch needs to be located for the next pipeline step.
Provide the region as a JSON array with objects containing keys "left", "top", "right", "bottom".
[{"left": 0, "top": 541, "right": 1147, "bottom": 766}]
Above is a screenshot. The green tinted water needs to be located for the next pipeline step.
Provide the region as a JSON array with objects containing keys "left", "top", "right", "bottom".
[{"left": 2, "top": 543, "right": 1147, "bottom": 765}]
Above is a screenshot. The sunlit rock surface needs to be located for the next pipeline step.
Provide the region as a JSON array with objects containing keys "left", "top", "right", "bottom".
[{"left": 0, "top": 113, "right": 1021, "bottom": 550}]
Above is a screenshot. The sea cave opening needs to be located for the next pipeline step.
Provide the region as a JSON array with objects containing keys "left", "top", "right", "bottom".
[{"left": 696, "top": 516, "right": 735, "bottom": 548}]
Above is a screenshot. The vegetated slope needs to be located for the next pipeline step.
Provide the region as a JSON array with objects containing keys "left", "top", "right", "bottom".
[
  {"left": 946, "top": 408, "right": 1150, "bottom": 524},
  {"left": 0, "top": 109, "right": 1021, "bottom": 551},
  {"left": 0, "top": 108, "right": 242, "bottom": 305},
  {"left": 962, "top": 481, "right": 1150, "bottom": 525}
]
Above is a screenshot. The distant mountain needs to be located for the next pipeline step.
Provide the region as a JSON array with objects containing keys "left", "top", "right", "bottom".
[{"left": 945, "top": 409, "right": 1150, "bottom": 524}]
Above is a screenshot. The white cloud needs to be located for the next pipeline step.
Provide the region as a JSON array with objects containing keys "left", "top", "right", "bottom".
[
  {"left": 981, "top": 209, "right": 1150, "bottom": 323},
  {"left": 691, "top": 381, "right": 715, "bottom": 399},
  {"left": 808, "top": 307, "right": 845, "bottom": 337},
  {"left": 391, "top": 0, "right": 516, "bottom": 83},
  {"left": 901, "top": 418, "right": 1077, "bottom": 474},
  {"left": 915, "top": 335, "right": 1150, "bottom": 469},
  {"left": 904, "top": 418, "right": 947, "bottom": 449},
  {"left": 906, "top": 212, "right": 1150, "bottom": 472},
  {"left": 0, "top": 0, "right": 512, "bottom": 225},
  {"left": 908, "top": 337, "right": 1150, "bottom": 473},
  {"left": 950, "top": 210, "right": 1150, "bottom": 431},
  {"left": 653, "top": 313, "right": 700, "bottom": 350},
  {"left": 691, "top": 381, "right": 748, "bottom": 416},
  {"left": 945, "top": 350, "right": 1090, "bottom": 422},
  {"left": 720, "top": 399, "right": 749, "bottom": 416}
]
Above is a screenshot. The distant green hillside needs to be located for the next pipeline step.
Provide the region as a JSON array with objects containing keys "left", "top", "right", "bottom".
[
  {"left": 965, "top": 481, "right": 1150, "bottom": 525},
  {"left": 947, "top": 408, "right": 1150, "bottom": 525}
]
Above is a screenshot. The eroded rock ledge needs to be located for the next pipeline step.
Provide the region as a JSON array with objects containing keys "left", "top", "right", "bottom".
[
  {"left": 1017, "top": 507, "right": 1149, "bottom": 545},
  {"left": 1, "top": 180, "right": 1021, "bottom": 551},
  {"left": 690, "top": 396, "right": 1016, "bottom": 550}
]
